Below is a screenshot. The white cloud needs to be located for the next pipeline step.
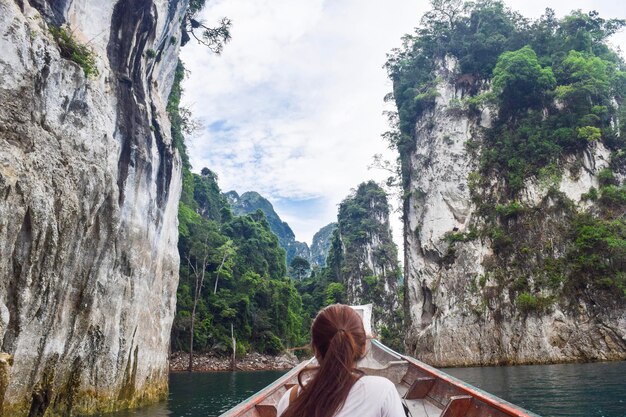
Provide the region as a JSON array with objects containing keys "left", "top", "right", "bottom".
[
  {"left": 181, "top": 0, "right": 422, "bottom": 244},
  {"left": 180, "top": 0, "right": 626, "bottom": 246}
]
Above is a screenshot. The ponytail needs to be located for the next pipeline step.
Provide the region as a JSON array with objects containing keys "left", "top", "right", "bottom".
[{"left": 282, "top": 305, "right": 366, "bottom": 417}]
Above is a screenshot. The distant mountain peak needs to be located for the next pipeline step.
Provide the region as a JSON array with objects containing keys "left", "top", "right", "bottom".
[
  {"left": 225, "top": 190, "right": 305, "bottom": 264},
  {"left": 225, "top": 191, "right": 336, "bottom": 268}
]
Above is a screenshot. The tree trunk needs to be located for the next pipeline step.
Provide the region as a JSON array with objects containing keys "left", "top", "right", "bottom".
[
  {"left": 231, "top": 323, "right": 236, "bottom": 371},
  {"left": 188, "top": 314, "right": 195, "bottom": 372},
  {"left": 188, "top": 271, "right": 199, "bottom": 372},
  {"left": 188, "top": 246, "right": 209, "bottom": 372},
  {"left": 213, "top": 250, "right": 229, "bottom": 294}
]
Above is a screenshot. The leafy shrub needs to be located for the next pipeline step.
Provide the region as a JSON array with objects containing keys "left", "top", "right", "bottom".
[
  {"left": 599, "top": 185, "right": 626, "bottom": 209},
  {"left": 489, "top": 227, "right": 513, "bottom": 252},
  {"left": 492, "top": 45, "right": 556, "bottom": 115},
  {"left": 577, "top": 126, "right": 601, "bottom": 142},
  {"left": 598, "top": 168, "right": 617, "bottom": 187},
  {"left": 567, "top": 214, "right": 626, "bottom": 297},
  {"left": 444, "top": 228, "right": 478, "bottom": 243},
  {"left": 581, "top": 187, "right": 598, "bottom": 201},
  {"left": 49, "top": 26, "right": 99, "bottom": 77},
  {"left": 495, "top": 201, "right": 524, "bottom": 218},
  {"left": 324, "top": 282, "right": 345, "bottom": 305},
  {"left": 516, "top": 292, "right": 554, "bottom": 313},
  {"left": 260, "top": 333, "right": 284, "bottom": 355}
]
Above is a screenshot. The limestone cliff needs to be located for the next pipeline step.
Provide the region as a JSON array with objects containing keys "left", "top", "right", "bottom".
[
  {"left": 400, "top": 56, "right": 626, "bottom": 367},
  {"left": 310, "top": 222, "right": 336, "bottom": 267},
  {"left": 0, "top": 0, "right": 183, "bottom": 414},
  {"left": 327, "top": 182, "right": 402, "bottom": 347}
]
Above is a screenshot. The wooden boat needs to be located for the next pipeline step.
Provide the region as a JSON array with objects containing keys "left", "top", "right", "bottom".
[{"left": 219, "top": 305, "right": 541, "bottom": 417}]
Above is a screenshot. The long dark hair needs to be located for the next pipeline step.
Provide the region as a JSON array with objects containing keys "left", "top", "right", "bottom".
[{"left": 282, "top": 304, "right": 366, "bottom": 417}]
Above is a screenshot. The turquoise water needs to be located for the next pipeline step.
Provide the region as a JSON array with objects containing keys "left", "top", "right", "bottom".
[
  {"left": 99, "top": 371, "right": 285, "bottom": 417},
  {"left": 101, "top": 361, "right": 626, "bottom": 417},
  {"left": 445, "top": 361, "right": 626, "bottom": 417}
]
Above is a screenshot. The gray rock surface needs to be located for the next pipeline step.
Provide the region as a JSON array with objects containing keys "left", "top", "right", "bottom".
[
  {"left": 0, "top": 0, "right": 183, "bottom": 414},
  {"left": 403, "top": 57, "right": 626, "bottom": 366},
  {"left": 310, "top": 222, "right": 336, "bottom": 267}
]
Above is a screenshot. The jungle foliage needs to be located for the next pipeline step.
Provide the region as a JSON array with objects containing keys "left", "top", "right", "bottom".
[{"left": 386, "top": 1, "right": 626, "bottom": 181}]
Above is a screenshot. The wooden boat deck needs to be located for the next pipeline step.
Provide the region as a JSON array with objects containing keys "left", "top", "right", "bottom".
[{"left": 219, "top": 339, "right": 541, "bottom": 417}]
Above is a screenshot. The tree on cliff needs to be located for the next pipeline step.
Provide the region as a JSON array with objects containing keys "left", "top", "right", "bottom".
[
  {"left": 182, "top": 0, "right": 232, "bottom": 53},
  {"left": 492, "top": 45, "right": 556, "bottom": 115},
  {"left": 212, "top": 239, "right": 236, "bottom": 294}
]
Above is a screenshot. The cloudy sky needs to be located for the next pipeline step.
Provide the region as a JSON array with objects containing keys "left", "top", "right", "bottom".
[{"left": 180, "top": 0, "right": 626, "bottom": 246}]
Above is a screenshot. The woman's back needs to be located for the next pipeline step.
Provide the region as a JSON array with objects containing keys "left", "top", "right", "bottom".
[
  {"left": 277, "top": 375, "right": 405, "bottom": 417},
  {"left": 278, "top": 305, "right": 405, "bottom": 417}
]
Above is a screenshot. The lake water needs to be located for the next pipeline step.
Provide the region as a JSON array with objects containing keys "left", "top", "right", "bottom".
[
  {"left": 101, "top": 361, "right": 626, "bottom": 417},
  {"left": 445, "top": 361, "right": 626, "bottom": 417},
  {"left": 99, "top": 371, "right": 286, "bottom": 417}
]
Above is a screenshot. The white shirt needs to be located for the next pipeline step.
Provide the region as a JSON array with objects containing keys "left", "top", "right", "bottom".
[{"left": 276, "top": 375, "right": 406, "bottom": 417}]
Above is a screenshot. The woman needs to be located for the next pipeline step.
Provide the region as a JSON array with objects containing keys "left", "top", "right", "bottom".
[{"left": 277, "top": 304, "right": 405, "bottom": 417}]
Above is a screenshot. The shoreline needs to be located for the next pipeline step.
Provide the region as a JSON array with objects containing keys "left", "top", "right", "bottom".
[
  {"left": 438, "top": 356, "right": 626, "bottom": 369},
  {"left": 169, "top": 351, "right": 301, "bottom": 372},
  {"left": 169, "top": 350, "right": 626, "bottom": 373}
]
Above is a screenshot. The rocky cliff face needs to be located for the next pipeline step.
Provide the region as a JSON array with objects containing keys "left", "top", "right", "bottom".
[
  {"left": 403, "top": 57, "right": 626, "bottom": 367},
  {"left": 310, "top": 222, "right": 336, "bottom": 267},
  {"left": 328, "top": 182, "right": 402, "bottom": 344},
  {"left": 0, "top": 0, "right": 183, "bottom": 414}
]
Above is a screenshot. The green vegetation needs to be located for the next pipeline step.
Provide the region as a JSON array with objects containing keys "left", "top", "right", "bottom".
[
  {"left": 166, "top": 61, "right": 191, "bottom": 170},
  {"left": 387, "top": 0, "right": 626, "bottom": 312},
  {"left": 289, "top": 256, "right": 311, "bottom": 280},
  {"left": 492, "top": 45, "right": 555, "bottom": 115},
  {"left": 444, "top": 228, "right": 477, "bottom": 243},
  {"left": 167, "top": 62, "right": 305, "bottom": 357},
  {"left": 329, "top": 182, "right": 404, "bottom": 349},
  {"left": 227, "top": 191, "right": 310, "bottom": 266},
  {"left": 386, "top": 1, "right": 626, "bottom": 193},
  {"left": 167, "top": 58, "right": 402, "bottom": 357},
  {"left": 293, "top": 183, "right": 404, "bottom": 351},
  {"left": 172, "top": 169, "right": 306, "bottom": 355},
  {"left": 182, "top": 0, "right": 231, "bottom": 52},
  {"left": 49, "top": 26, "right": 99, "bottom": 77},
  {"left": 495, "top": 201, "right": 524, "bottom": 219},
  {"left": 515, "top": 292, "right": 554, "bottom": 314},
  {"left": 567, "top": 195, "right": 626, "bottom": 297}
]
